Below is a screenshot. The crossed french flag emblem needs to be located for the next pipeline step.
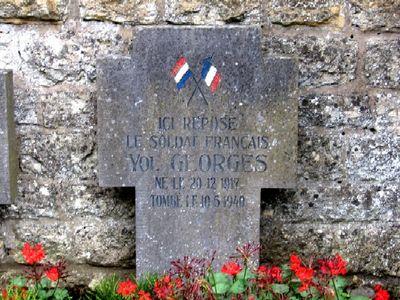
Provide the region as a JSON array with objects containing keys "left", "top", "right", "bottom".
[{"left": 171, "top": 56, "right": 221, "bottom": 105}]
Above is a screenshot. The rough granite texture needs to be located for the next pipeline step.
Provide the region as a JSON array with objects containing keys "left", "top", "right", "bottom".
[
  {"left": 349, "top": 0, "right": 400, "bottom": 32},
  {"left": 0, "top": 0, "right": 399, "bottom": 293},
  {"left": 265, "top": 0, "right": 344, "bottom": 26},
  {"left": 0, "top": 0, "right": 68, "bottom": 22}
]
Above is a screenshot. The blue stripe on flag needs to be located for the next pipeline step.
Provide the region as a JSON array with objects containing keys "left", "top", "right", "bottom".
[
  {"left": 176, "top": 70, "right": 193, "bottom": 90},
  {"left": 201, "top": 58, "right": 212, "bottom": 80}
]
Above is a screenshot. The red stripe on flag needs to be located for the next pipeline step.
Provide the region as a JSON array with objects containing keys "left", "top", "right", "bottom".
[
  {"left": 210, "top": 73, "right": 221, "bottom": 93},
  {"left": 171, "top": 57, "right": 187, "bottom": 77}
]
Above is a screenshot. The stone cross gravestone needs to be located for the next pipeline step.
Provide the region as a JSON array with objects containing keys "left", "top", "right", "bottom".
[
  {"left": 97, "top": 26, "right": 298, "bottom": 275},
  {"left": 0, "top": 70, "right": 17, "bottom": 205}
]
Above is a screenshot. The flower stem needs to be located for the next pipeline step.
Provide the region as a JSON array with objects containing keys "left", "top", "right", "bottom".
[
  {"left": 332, "top": 278, "right": 340, "bottom": 300},
  {"left": 50, "top": 279, "right": 60, "bottom": 298}
]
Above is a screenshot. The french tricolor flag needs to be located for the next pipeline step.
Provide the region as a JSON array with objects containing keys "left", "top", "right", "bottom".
[
  {"left": 201, "top": 57, "right": 221, "bottom": 93},
  {"left": 171, "top": 57, "right": 193, "bottom": 90}
]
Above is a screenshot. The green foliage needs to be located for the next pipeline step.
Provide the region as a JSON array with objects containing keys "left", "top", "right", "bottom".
[
  {"left": 3, "top": 280, "right": 71, "bottom": 300},
  {"left": 271, "top": 283, "right": 289, "bottom": 294},
  {"left": 229, "top": 279, "right": 246, "bottom": 294},
  {"left": 133, "top": 273, "right": 158, "bottom": 293},
  {"left": 84, "top": 275, "right": 124, "bottom": 300}
]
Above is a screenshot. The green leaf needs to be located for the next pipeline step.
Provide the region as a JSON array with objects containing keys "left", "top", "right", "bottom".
[
  {"left": 40, "top": 277, "right": 52, "bottom": 288},
  {"left": 37, "top": 289, "right": 51, "bottom": 300},
  {"left": 229, "top": 279, "right": 246, "bottom": 294},
  {"left": 332, "top": 276, "right": 348, "bottom": 289},
  {"left": 212, "top": 282, "right": 230, "bottom": 294},
  {"left": 236, "top": 269, "right": 256, "bottom": 280},
  {"left": 260, "top": 293, "right": 274, "bottom": 300},
  {"left": 54, "top": 288, "right": 71, "bottom": 300},
  {"left": 272, "top": 284, "right": 289, "bottom": 294},
  {"left": 280, "top": 264, "right": 292, "bottom": 280},
  {"left": 209, "top": 272, "right": 230, "bottom": 285},
  {"left": 9, "top": 276, "right": 26, "bottom": 288}
]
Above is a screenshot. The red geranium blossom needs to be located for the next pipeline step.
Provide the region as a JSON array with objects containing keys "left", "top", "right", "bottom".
[
  {"left": 21, "top": 242, "right": 45, "bottom": 265},
  {"left": 319, "top": 254, "right": 347, "bottom": 276},
  {"left": 138, "top": 290, "right": 152, "bottom": 300},
  {"left": 257, "top": 265, "right": 282, "bottom": 286},
  {"left": 374, "top": 284, "right": 390, "bottom": 300},
  {"left": 45, "top": 267, "right": 60, "bottom": 282},
  {"left": 221, "top": 261, "right": 242, "bottom": 276},
  {"left": 117, "top": 279, "right": 137, "bottom": 297},
  {"left": 154, "top": 275, "right": 182, "bottom": 299},
  {"left": 290, "top": 254, "right": 314, "bottom": 292}
]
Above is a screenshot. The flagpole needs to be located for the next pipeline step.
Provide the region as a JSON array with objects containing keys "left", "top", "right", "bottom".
[
  {"left": 192, "top": 76, "right": 208, "bottom": 106},
  {"left": 187, "top": 84, "right": 198, "bottom": 107}
]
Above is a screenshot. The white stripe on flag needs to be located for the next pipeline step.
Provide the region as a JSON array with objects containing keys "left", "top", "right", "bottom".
[
  {"left": 174, "top": 63, "right": 189, "bottom": 83},
  {"left": 205, "top": 66, "right": 217, "bottom": 86}
]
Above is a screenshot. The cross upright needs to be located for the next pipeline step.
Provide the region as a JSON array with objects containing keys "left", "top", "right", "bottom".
[{"left": 97, "top": 26, "right": 298, "bottom": 276}]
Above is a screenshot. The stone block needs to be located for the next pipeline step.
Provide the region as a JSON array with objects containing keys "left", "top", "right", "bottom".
[
  {"left": 0, "top": 0, "right": 68, "bottom": 22},
  {"left": 365, "top": 39, "right": 400, "bottom": 88},
  {"left": 264, "top": 35, "right": 357, "bottom": 87},
  {"left": 80, "top": 0, "right": 161, "bottom": 23},
  {"left": 349, "top": 0, "right": 400, "bottom": 32},
  {"left": 265, "top": 0, "right": 344, "bottom": 26},
  {"left": 0, "top": 70, "right": 16, "bottom": 205},
  {"left": 165, "top": 0, "right": 261, "bottom": 24}
]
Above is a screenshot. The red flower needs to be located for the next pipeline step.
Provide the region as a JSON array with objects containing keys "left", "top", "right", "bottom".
[
  {"left": 138, "top": 290, "right": 152, "bottom": 300},
  {"left": 117, "top": 279, "right": 137, "bottom": 297},
  {"left": 221, "top": 261, "right": 242, "bottom": 276},
  {"left": 290, "top": 253, "right": 314, "bottom": 292},
  {"left": 290, "top": 254, "right": 302, "bottom": 271},
  {"left": 257, "top": 265, "right": 282, "bottom": 286},
  {"left": 154, "top": 275, "right": 177, "bottom": 299},
  {"left": 374, "top": 285, "right": 390, "bottom": 300},
  {"left": 295, "top": 266, "right": 314, "bottom": 282},
  {"left": 319, "top": 254, "right": 347, "bottom": 276},
  {"left": 2, "top": 289, "right": 8, "bottom": 299},
  {"left": 270, "top": 266, "right": 283, "bottom": 282},
  {"left": 174, "top": 277, "right": 183, "bottom": 289},
  {"left": 21, "top": 242, "right": 45, "bottom": 265},
  {"left": 45, "top": 267, "right": 60, "bottom": 282}
]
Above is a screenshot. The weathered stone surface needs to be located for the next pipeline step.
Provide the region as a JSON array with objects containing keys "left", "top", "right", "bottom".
[
  {"left": 98, "top": 26, "right": 297, "bottom": 275},
  {"left": 80, "top": 0, "right": 160, "bottom": 24},
  {"left": 264, "top": 36, "right": 357, "bottom": 87},
  {"left": 349, "top": 0, "right": 400, "bottom": 32},
  {"left": 165, "top": 0, "right": 261, "bottom": 24},
  {"left": 299, "top": 127, "right": 400, "bottom": 183},
  {"left": 41, "top": 90, "right": 95, "bottom": 129},
  {"left": 0, "top": 0, "right": 68, "bottom": 22},
  {"left": 0, "top": 180, "right": 57, "bottom": 218},
  {"left": 0, "top": 70, "right": 16, "bottom": 205},
  {"left": 58, "top": 185, "right": 135, "bottom": 219},
  {"left": 373, "top": 91, "right": 400, "bottom": 135},
  {"left": 6, "top": 217, "right": 134, "bottom": 266},
  {"left": 19, "top": 128, "right": 96, "bottom": 181},
  {"left": 346, "top": 131, "right": 400, "bottom": 182},
  {"left": 299, "top": 127, "right": 346, "bottom": 181},
  {"left": 260, "top": 221, "right": 400, "bottom": 276},
  {"left": 0, "top": 22, "right": 131, "bottom": 87},
  {"left": 263, "top": 182, "right": 398, "bottom": 222},
  {"left": 265, "top": 0, "right": 344, "bottom": 26},
  {"left": 365, "top": 39, "right": 400, "bottom": 88},
  {"left": 300, "top": 94, "right": 373, "bottom": 129},
  {"left": 72, "top": 217, "right": 135, "bottom": 267}
]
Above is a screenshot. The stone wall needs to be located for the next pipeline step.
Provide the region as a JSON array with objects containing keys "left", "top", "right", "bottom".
[{"left": 0, "top": 0, "right": 398, "bottom": 291}]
